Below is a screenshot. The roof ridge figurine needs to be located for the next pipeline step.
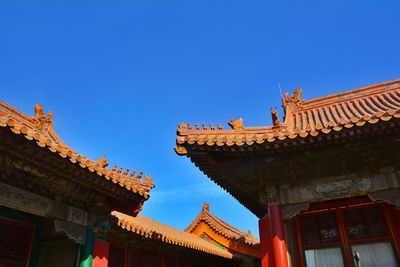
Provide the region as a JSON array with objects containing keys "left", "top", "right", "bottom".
[{"left": 34, "top": 104, "right": 53, "bottom": 131}]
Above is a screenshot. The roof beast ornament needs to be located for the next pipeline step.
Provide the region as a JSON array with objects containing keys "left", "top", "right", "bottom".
[
  {"left": 98, "top": 156, "right": 109, "bottom": 168},
  {"left": 34, "top": 104, "right": 53, "bottom": 130},
  {"left": 202, "top": 202, "right": 210, "bottom": 211},
  {"left": 271, "top": 108, "right": 281, "bottom": 127},
  {"left": 228, "top": 117, "right": 244, "bottom": 130},
  {"left": 282, "top": 88, "right": 303, "bottom": 109}
]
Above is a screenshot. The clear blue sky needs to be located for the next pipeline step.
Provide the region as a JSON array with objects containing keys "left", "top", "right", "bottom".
[{"left": 1, "top": 1, "right": 399, "bottom": 237}]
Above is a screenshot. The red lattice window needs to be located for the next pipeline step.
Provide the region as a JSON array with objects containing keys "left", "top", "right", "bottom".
[
  {"left": 300, "top": 212, "right": 340, "bottom": 247},
  {"left": 295, "top": 201, "right": 400, "bottom": 267},
  {"left": 344, "top": 206, "right": 389, "bottom": 241},
  {"left": 0, "top": 217, "right": 34, "bottom": 266}
]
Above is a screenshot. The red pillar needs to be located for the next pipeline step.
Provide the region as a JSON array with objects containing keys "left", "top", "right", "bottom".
[
  {"left": 269, "top": 204, "right": 289, "bottom": 267},
  {"left": 397, "top": 208, "right": 400, "bottom": 225},
  {"left": 259, "top": 215, "right": 275, "bottom": 267},
  {"left": 93, "top": 239, "right": 109, "bottom": 267},
  {"left": 386, "top": 206, "right": 400, "bottom": 260}
]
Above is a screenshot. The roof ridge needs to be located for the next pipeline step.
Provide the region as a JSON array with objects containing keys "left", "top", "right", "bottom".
[
  {"left": 175, "top": 78, "right": 400, "bottom": 156},
  {"left": 206, "top": 210, "right": 252, "bottom": 237},
  {"left": 185, "top": 206, "right": 259, "bottom": 246},
  {"left": 297, "top": 79, "right": 400, "bottom": 110},
  {"left": 111, "top": 211, "right": 233, "bottom": 259},
  {"left": 0, "top": 100, "right": 155, "bottom": 199}
]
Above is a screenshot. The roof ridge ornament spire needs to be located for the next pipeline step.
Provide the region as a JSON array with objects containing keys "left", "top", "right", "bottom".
[
  {"left": 282, "top": 88, "right": 303, "bottom": 110},
  {"left": 202, "top": 202, "right": 210, "bottom": 211},
  {"left": 228, "top": 117, "right": 244, "bottom": 130},
  {"left": 34, "top": 104, "right": 53, "bottom": 131},
  {"left": 98, "top": 156, "right": 109, "bottom": 168},
  {"left": 271, "top": 107, "right": 281, "bottom": 127}
]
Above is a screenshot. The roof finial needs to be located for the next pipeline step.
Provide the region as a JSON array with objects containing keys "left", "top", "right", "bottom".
[
  {"left": 135, "top": 171, "right": 143, "bottom": 179},
  {"left": 202, "top": 202, "right": 210, "bottom": 211},
  {"left": 282, "top": 88, "right": 303, "bottom": 109},
  {"left": 228, "top": 117, "right": 244, "bottom": 130},
  {"left": 271, "top": 107, "right": 280, "bottom": 127},
  {"left": 98, "top": 156, "right": 109, "bottom": 168},
  {"left": 34, "top": 104, "right": 53, "bottom": 130},
  {"left": 110, "top": 165, "right": 117, "bottom": 172},
  {"left": 178, "top": 122, "right": 187, "bottom": 130}
]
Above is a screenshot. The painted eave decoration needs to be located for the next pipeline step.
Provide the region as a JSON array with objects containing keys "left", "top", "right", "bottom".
[{"left": 0, "top": 100, "right": 155, "bottom": 199}]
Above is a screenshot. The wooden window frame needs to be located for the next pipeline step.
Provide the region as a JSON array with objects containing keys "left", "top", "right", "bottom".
[
  {"left": 0, "top": 217, "right": 34, "bottom": 266},
  {"left": 293, "top": 200, "right": 400, "bottom": 267}
]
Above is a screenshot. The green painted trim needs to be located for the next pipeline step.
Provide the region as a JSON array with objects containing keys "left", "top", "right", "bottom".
[
  {"left": 0, "top": 207, "right": 43, "bottom": 267},
  {"left": 80, "top": 228, "right": 94, "bottom": 267}
]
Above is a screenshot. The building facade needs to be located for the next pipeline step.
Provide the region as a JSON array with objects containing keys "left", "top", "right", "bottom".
[
  {"left": 185, "top": 203, "right": 260, "bottom": 266},
  {"left": 0, "top": 101, "right": 154, "bottom": 267},
  {"left": 175, "top": 79, "right": 400, "bottom": 267},
  {"left": 0, "top": 100, "right": 260, "bottom": 267}
]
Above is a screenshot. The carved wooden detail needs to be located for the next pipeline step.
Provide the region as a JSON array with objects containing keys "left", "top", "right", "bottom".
[
  {"left": 54, "top": 220, "right": 86, "bottom": 244},
  {"left": 369, "top": 189, "right": 400, "bottom": 207},
  {"left": 280, "top": 169, "right": 399, "bottom": 205},
  {"left": 282, "top": 203, "right": 309, "bottom": 220}
]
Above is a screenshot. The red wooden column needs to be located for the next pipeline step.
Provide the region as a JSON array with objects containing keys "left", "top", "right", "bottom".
[
  {"left": 269, "top": 204, "right": 289, "bottom": 267},
  {"left": 259, "top": 215, "right": 275, "bottom": 267},
  {"left": 385, "top": 205, "right": 400, "bottom": 259},
  {"left": 93, "top": 239, "right": 110, "bottom": 267},
  {"left": 396, "top": 208, "right": 400, "bottom": 225}
]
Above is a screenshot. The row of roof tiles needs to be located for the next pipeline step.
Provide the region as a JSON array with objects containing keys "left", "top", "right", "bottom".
[
  {"left": 111, "top": 211, "right": 234, "bottom": 259},
  {"left": 0, "top": 101, "right": 155, "bottom": 199},
  {"left": 175, "top": 79, "right": 400, "bottom": 154},
  {"left": 185, "top": 203, "right": 259, "bottom": 247}
]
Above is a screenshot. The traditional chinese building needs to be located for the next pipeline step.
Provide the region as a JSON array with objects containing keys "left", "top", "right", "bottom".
[
  {"left": 185, "top": 203, "right": 261, "bottom": 266},
  {"left": 0, "top": 100, "right": 260, "bottom": 267},
  {"left": 0, "top": 100, "right": 155, "bottom": 266},
  {"left": 175, "top": 79, "right": 400, "bottom": 267},
  {"left": 107, "top": 210, "right": 245, "bottom": 267}
]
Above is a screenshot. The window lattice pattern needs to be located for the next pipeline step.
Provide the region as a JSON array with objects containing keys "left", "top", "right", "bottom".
[
  {"left": 344, "top": 206, "right": 388, "bottom": 240},
  {"left": 300, "top": 213, "right": 340, "bottom": 246},
  {"left": 0, "top": 220, "right": 32, "bottom": 264}
]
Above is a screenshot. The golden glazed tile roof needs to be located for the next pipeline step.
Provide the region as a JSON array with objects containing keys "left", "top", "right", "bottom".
[
  {"left": 175, "top": 79, "right": 400, "bottom": 154},
  {"left": 110, "top": 211, "right": 234, "bottom": 259},
  {"left": 185, "top": 203, "right": 259, "bottom": 247},
  {"left": 0, "top": 101, "right": 155, "bottom": 199}
]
